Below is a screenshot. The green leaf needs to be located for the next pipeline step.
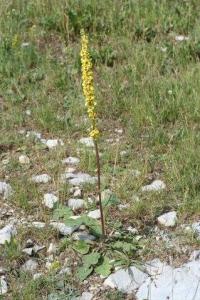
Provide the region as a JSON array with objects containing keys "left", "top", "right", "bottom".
[
  {"left": 64, "top": 217, "right": 83, "bottom": 227},
  {"left": 82, "top": 215, "right": 102, "bottom": 236},
  {"left": 95, "top": 257, "right": 112, "bottom": 277},
  {"left": 76, "top": 265, "right": 93, "bottom": 281},
  {"left": 72, "top": 241, "right": 90, "bottom": 255},
  {"left": 53, "top": 205, "right": 73, "bottom": 221},
  {"left": 112, "top": 241, "right": 137, "bottom": 254},
  {"left": 82, "top": 252, "right": 101, "bottom": 267},
  {"left": 102, "top": 194, "right": 119, "bottom": 207}
]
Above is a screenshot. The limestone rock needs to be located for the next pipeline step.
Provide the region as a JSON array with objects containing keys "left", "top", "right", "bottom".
[
  {"left": 157, "top": 211, "right": 177, "bottom": 227},
  {"left": 141, "top": 180, "right": 166, "bottom": 192}
]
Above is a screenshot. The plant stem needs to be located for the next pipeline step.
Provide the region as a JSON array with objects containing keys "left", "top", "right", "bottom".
[{"left": 94, "top": 140, "right": 105, "bottom": 236}]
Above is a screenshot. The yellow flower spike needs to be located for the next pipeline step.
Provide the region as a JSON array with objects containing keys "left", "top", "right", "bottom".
[{"left": 80, "top": 29, "right": 99, "bottom": 140}]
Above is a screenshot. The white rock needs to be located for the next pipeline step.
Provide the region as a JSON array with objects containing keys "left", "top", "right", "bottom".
[
  {"left": 118, "top": 204, "right": 130, "bottom": 210},
  {"left": 157, "top": 211, "right": 177, "bottom": 227},
  {"left": 50, "top": 222, "right": 78, "bottom": 235},
  {"left": 127, "top": 226, "right": 138, "bottom": 235},
  {"left": 0, "top": 225, "right": 16, "bottom": 245},
  {"left": 0, "top": 276, "right": 8, "bottom": 295},
  {"left": 26, "top": 131, "right": 41, "bottom": 139},
  {"left": 68, "top": 198, "right": 85, "bottom": 210},
  {"left": 65, "top": 167, "right": 76, "bottom": 173},
  {"left": 175, "top": 35, "right": 189, "bottom": 42},
  {"left": 59, "top": 267, "right": 71, "bottom": 275},
  {"left": 62, "top": 157, "right": 80, "bottom": 165},
  {"left": 19, "top": 155, "right": 30, "bottom": 164},
  {"left": 45, "top": 139, "right": 64, "bottom": 149},
  {"left": 87, "top": 209, "right": 100, "bottom": 219},
  {"left": 33, "top": 244, "right": 45, "bottom": 253},
  {"left": 141, "top": 180, "right": 166, "bottom": 192},
  {"left": 0, "top": 182, "right": 13, "bottom": 199},
  {"left": 72, "top": 232, "right": 96, "bottom": 241},
  {"left": 68, "top": 173, "right": 97, "bottom": 186},
  {"left": 73, "top": 188, "right": 82, "bottom": 198},
  {"left": 137, "top": 260, "right": 200, "bottom": 300},
  {"left": 43, "top": 193, "right": 58, "bottom": 209},
  {"left": 192, "top": 222, "right": 200, "bottom": 238},
  {"left": 79, "top": 137, "right": 94, "bottom": 147},
  {"left": 104, "top": 266, "right": 148, "bottom": 293},
  {"left": 22, "top": 248, "right": 33, "bottom": 256},
  {"left": 32, "top": 174, "right": 51, "bottom": 184},
  {"left": 32, "top": 221, "right": 45, "bottom": 229},
  {"left": 22, "top": 259, "right": 38, "bottom": 273},
  {"left": 25, "top": 109, "right": 31, "bottom": 116},
  {"left": 78, "top": 292, "right": 93, "bottom": 300},
  {"left": 21, "top": 42, "right": 30, "bottom": 47},
  {"left": 47, "top": 243, "right": 57, "bottom": 254},
  {"left": 120, "top": 150, "right": 128, "bottom": 157},
  {"left": 33, "top": 273, "right": 43, "bottom": 280}
]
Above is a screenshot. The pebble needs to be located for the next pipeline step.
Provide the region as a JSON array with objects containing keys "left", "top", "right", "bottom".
[
  {"left": 127, "top": 226, "right": 139, "bottom": 235},
  {"left": 33, "top": 273, "right": 43, "bottom": 280},
  {"left": 32, "top": 174, "right": 51, "bottom": 184},
  {"left": 0, "top": 182, "right": 13, "bottom": 199},
  {"left": 73, "top": 188, "right": 82, "bottom": 198},
  {"left": 68, "top": 198, "right": 85, "bottom": 210},
  {"left": 68, "top": 173, "right": 97, "bottom": 186},
  {"left": 87, "top": 209, "right": 100, "bottom": 219},
  {"left": 59, "top": 267, "right": 71, "bottom": 275},
  {"left": 19, "top": 154, "right": 30, "bottom": 164},
  {"left": 175, "top": 35, "right": 189, "bottom": 41},
  {"left": 32, "top": 221, "right": 46, "bottom": 229},
  {"left": 79, "top": 137, "right": 94, "bottom": 147},
  {"left": 47, "top": 243, "right": 57, "bottom": 254},
  {"left": 72, "top": 232, "right": 96, "bottom": 241},
  {"left": 192, "top": 222, "right": 200, "bottom": 238},
  {"left": 62, "top": 157, "right": 80, "bottom": 165},
  {"left": 0, "top": 276, "right": 8, "bottom": 295},
  {"left": 78, "top": 292, "right": 93, "bottom": 300},
  {"left": 50, "top": 222, "right": 79, "bottom": 235},
  {"left": 45, "top": 139, "right": 64, "bottom": 149},
  {"left": 43, "top": 193, "right": 58, "bottom": 209},
  {"left": 141, "top": 180, "right": 166, "bottom": 192},
  {"left": 22, "top": 259, "right": 38, "bottom": 273},
  {"left": 0, "top": 225, "right": 16, "bottom": 245},
  {"left": 157, "top": 211, "right": 177, "bottom": 227}
]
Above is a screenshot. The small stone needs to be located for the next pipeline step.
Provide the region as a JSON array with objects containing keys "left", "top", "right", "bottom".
[
  {"left": 47, "top": 243, "right": 57, "bottom": 254},
  {"left": 68, "top": 198, "right": 85, "bottom": 210},
  {"left": 127, "top": 226, "right": 138, "bottom": 235},
  {"left": 73, "top": 188, "right": 82, "bottom": 198},
  {"left": 33, "top": 244, "right": 45, "bottom": 253},
  {"left": 192, "top": 222, "right": 200, "bottom": 238},
  {"left": 22, "top": 248, "right": 33, "bottom": 256},
  {"left": 157, "top": 211, "right": 177, "bottom": 227},
  {"left": 0, "top": 182, "right": 13, "bottom": 199},
  {"left": 32, "top": 174, "right": 51, "bottom": 184},
  {"left": 59, "top": 267, "right": 71, "bottom": 275},
  {"left": 19, "top": 155, "right": 30, "bottom": 164},
  {"left": 50, "top": 222, "right": 78, "bottom": 235},
  {"left": 62, "top": 157, "right": 80, "bottom": 165},
  {"left": 78, "top": 292, "right": 93, "bottom": 300},
  {"left": 68, "top": 173, "right": 97, "bottom": 186},
  {"left": 25, "top": 109, "right": 31, "bottom": 116},
  {"left": 43, "top": 193, "right": 58, "bottom": 209},
  {"left": 120, "top": 150, "right": 128, "bottom": 157},
  {"left": 0, "top": 276, "right": 8, "bottom": 295},
  {"left": 33, "top": 273, "right": 43, "bottom": 280},
  {"left": 141, "top": 180, "right": 166, "bottom": 192},
  {"left": 118, "top": 204, "right": 130, "bottom": 210},
  {"left": 22, "top": 259, "right": 38, "bottom": 273},
  {"left": 21, "top": 42, "right": 30, "bottom": 47},
  {"left": 175, "top": 35, "right": 189, "bottom": 41},
  {"left": 45, "top": 139, "right": 64, "bottom": 149},
  {"left": 72, "top": 232, "right": 96, "bottom": 241},
  {"left": 79, "top": 137, "right": 94, "bottom": 147},
  {"left": 87, "top": 209, "right": 100, "bottom": 219},
  {"left": 26, "top": 131, "right": 42, "bottom": 139},
  {"left": 32, "top": 221, "right": 45, "bottom": 229},
  {"left": 0, "top": 225, "right": 16, "bottom": 245}
]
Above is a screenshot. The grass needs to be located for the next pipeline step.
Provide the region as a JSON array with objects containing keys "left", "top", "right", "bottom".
[{"left": 1, "top": 0, "right": 200, "bottom": 298}]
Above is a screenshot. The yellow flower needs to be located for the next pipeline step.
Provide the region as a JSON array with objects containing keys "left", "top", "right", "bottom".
[{"left": 80, "top": 30, "right": 99, "bottom": 140}]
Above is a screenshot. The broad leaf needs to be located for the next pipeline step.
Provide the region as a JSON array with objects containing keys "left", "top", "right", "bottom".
[
  {"left": 95, "top": 257, "right": 112, "bottom": 277},
  {"left": 76, "top": 265, "right": 93, "bottom": 281},
  {"left": 72, "top": 241, "right": 90, "bottom": 255},
  {"left": 112, "top": 241, "right": 137, "bottom": 254},
  {"left": 53, "top": 205, "right": 73, "bottom": 221},
  {"left": 102, "top": 194, "right": 119, "bottom": 207},
  {"left": 82, "top": 252, "right": 101, "bottom": 267}
]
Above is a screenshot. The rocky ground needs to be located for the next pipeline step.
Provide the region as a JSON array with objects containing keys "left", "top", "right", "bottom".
[{"left": 1, "top": 130, "right": 200, "bottom": 299}]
